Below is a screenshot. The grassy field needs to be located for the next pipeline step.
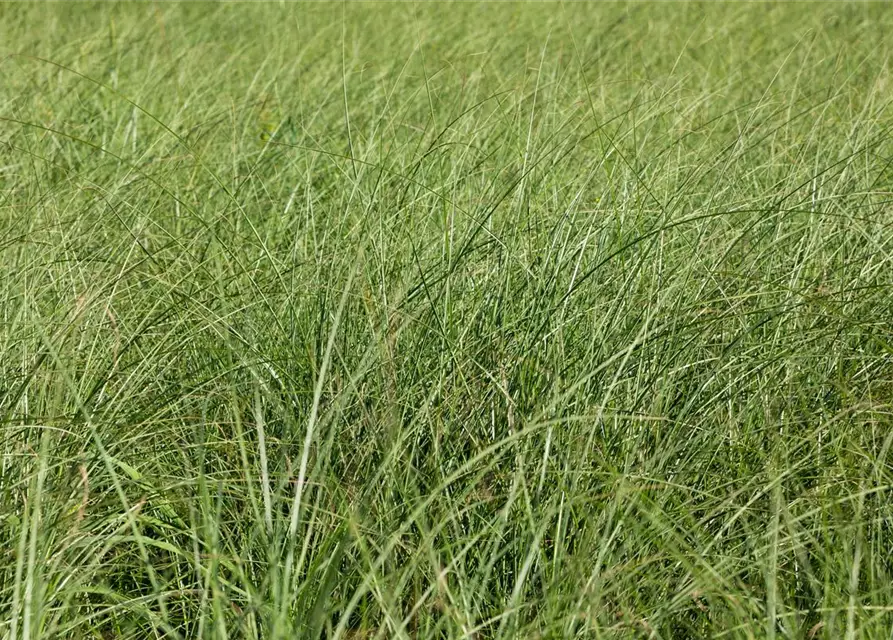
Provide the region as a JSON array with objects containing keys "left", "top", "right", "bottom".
[{"left": 2, "top": 2, "right": 893, "bottom": 638}]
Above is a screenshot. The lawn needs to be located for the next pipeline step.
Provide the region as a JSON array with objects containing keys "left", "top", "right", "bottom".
[{"left": 1, "top": 2, "right": 893, "bottom": 638}]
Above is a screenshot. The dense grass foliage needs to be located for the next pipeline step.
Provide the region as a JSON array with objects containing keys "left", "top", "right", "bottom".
[{"left": 2, "top": 3, "right": 893, "bottom": 638}]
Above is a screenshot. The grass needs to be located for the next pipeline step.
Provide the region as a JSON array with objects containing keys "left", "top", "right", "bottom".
[{"left": 1, "top": 2, "right": 892, "bottom": 638}]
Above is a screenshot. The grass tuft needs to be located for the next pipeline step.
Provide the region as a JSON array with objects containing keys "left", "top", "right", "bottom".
[{"left": 1, "top": 3, "right": 892, "bottom": 638}]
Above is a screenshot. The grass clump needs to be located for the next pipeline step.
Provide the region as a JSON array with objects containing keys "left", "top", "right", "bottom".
[{"left": 1, "top": 2, "right": 892, "bottom": 638}]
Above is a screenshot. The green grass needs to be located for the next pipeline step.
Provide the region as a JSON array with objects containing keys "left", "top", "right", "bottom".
[{"left": 1, "top": 2, "right": 892, "bottom": 638}]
